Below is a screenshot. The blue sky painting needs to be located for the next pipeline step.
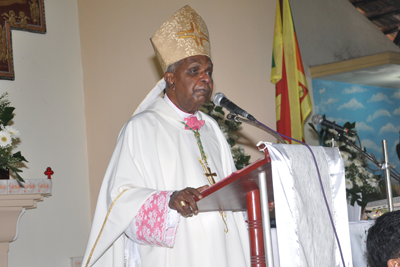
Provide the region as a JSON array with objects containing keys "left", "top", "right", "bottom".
[{"left": 312, "top": 79, "right": 400, "bottom": 175}]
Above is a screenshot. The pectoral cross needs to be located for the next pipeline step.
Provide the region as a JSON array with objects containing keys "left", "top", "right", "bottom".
[
  {"left": 205, "top": 167, "right": 217, "bottom": 185},
  {"left": 203, "top": 166, "right": 228, "bottom": 233}
]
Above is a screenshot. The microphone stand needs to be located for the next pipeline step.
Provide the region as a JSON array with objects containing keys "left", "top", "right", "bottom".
[
  {"left": 337, "top": 133, "right": 399, "bottom": 211},
  {"left": 226, "top": 113, "right": 286, "bottom": 144}
]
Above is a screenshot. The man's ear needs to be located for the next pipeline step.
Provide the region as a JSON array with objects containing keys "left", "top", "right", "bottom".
[
  {"left": 164, "top": 72, "right": 175, "bottom": 90},
  {"left": 388, "top": 258, "right": 400, "bottom": 267}
]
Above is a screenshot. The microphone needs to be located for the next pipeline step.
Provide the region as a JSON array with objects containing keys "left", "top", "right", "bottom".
[
  {"left": 213, "top": 93, "right": 256, "bottom": 121},
  {"left": 312, "top": 114, "right": 356, "bottom": 135}
]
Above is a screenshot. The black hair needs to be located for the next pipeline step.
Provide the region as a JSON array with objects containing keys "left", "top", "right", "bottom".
[{"left": 367, "top": 210, "right": 400, "bottom": 267}]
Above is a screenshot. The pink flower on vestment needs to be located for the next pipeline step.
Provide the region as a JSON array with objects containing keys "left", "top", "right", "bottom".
[{"left": 184, "top": 116, "right": 205, "bottom": 131}]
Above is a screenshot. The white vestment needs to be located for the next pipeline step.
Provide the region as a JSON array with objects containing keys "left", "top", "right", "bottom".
[{"left": 81, "top": 82, "right": 250, "bottom": 267}]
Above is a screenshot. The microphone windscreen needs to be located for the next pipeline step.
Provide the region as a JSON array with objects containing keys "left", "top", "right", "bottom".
[
  {"left": 312, "top": 114, "right": 323, "bottom": 125},
  {"left": 213, "top": 92, "right": 225, "bottom": 106}
]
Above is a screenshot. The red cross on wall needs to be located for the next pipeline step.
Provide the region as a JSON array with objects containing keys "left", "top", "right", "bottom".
[{"left": 44, "top": 167, "right": 53, "bottom": 179}]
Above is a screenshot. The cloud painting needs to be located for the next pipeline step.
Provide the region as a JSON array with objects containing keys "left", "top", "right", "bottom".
[
  {"left": 312, "top": 79, "right": 400, "bottom": 177},
  {"left": 343, "top": 86, "right": 367, "bottom": 94},
  {"left": 337, "top": 98, "right": 365, "bottom": 110},
  {"left": 368, "top": 92, "right": 393, "bottom": 104},
  {"left": 367, "top": 109, "right": 392, "bottom": 122}
]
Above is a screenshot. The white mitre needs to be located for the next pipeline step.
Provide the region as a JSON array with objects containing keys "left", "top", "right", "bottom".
[{"left": 134, "top": 5, "right": 211, "bottom": 116}]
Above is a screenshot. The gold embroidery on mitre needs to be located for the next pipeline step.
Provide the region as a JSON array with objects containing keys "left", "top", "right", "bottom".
[
  {"left": 150, "top": 5, "right": 211, "bottom": 72},
  {"left": 177, "top": 22, "right": 209, "bottom": 47}
]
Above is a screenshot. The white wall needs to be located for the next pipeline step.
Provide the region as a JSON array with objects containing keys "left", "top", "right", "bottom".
[{"left": 4, "top": 0, "right": 91, "bottom": 266}]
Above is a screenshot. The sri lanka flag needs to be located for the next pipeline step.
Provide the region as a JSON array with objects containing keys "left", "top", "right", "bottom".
[{"left": 271, "top": 0, "right": 312, "bottom": 144}]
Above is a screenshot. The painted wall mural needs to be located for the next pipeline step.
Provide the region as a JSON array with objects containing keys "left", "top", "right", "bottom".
[
  {"left": 0, "top": 0, "right": 46, "bottom": 80},
  {"left": 312, "top": 79, "right": 400, "bottom": 175}
]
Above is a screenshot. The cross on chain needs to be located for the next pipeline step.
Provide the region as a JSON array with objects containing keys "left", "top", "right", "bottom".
[
  {"left": 205, "top": 167, "right": 217, "bottom": 185},
  {"left": 181, "top": 121, "right": 228, "bottom": 233}
]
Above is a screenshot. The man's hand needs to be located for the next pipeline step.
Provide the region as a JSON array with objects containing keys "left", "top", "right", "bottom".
[{"left": 169, "top": 185, "right": 209, "bottom": 217}]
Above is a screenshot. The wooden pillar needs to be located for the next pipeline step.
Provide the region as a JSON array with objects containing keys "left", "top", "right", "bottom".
[{"left": 246, "top": 189, "right": 266, "bottom": 267}]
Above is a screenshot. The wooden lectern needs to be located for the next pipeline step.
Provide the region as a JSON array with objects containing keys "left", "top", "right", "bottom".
[{"left": 195, "top": 150, "right": 273, "bottom": 267}]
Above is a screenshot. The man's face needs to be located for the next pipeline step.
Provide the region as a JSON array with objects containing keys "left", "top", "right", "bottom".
[{"left": 166, "top": 55, "right": 213, "bottom": 114}]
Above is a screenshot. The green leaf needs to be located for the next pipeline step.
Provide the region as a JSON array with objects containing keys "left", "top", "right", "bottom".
[
  {"left": 214, "top": 106, "right": 225, "bottom": 115},
  {"left": 0, "top": 157, "right": 8, "bottom": 166},
  {"left": 227, "top": 138, "right": 235, "bottom": 147},
  {"left": 236, "top": 163, "right": 244, "bottom": 170},
  {"left": 12, "top": 151, "right": 28, "bottom": 162},
  {"left": 14, "top": 172, "right": 25, "bottom": 183},
  {"left": 8, "top": 165, "right": 25, "bottom": 183},
  {"left": 0, "top": 106, "right": 14, "bottom": 125}
]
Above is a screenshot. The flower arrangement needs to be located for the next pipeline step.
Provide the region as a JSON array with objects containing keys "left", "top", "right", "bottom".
[
  {"left": 309, "top": 116, "right": 383, "bottom": 208},
  {"left": 200, "top": 101, "right": 251, "bottom": 170},
  {"left": 0, "top": 93, "right": 27, "bottom": 182}
]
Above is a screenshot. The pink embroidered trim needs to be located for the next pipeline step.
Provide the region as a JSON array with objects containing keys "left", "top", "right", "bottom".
[{"left": 134, "top": 191, "right": 175, "bottom": 247}]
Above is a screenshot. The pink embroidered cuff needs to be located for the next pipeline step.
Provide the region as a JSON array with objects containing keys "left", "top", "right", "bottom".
[{"left": 126, "top": 191, "right": 179, "bottom": 248}]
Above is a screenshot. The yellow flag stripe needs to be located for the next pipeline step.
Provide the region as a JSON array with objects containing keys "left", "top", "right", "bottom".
[
  {"left": 276, "top": 94, "right": 281, "bottom": 121},
  {"left": 271, "top": 0, "right": 283, "bottom": 85}
]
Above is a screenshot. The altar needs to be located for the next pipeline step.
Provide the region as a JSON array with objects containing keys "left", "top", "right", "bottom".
[{"left": 0, "top": 179, "right": 52, "bottom": 267}]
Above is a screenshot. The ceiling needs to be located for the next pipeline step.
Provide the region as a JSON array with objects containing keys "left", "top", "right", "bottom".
[
  {"left": 349, "top": 0, "right": 400, "bottom": 46},
  {"left": 310, "top": 52, "right": 400, "bottom": 89}
]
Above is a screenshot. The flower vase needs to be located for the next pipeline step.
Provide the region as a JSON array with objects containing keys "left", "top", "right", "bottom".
[{"left": 0, "top": 168, "right": 10, "bottom": 179}]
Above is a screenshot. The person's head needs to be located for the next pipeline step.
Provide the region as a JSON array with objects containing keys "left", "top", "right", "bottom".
[
  {"left": 164, "top": 55, "right": 213, "bottom": 113},
  {"left": 367, "top": 210, "right": 400, "bottom": 267},
  {"left": 150, "top": 5, "right": 212, "bottom": 114}
]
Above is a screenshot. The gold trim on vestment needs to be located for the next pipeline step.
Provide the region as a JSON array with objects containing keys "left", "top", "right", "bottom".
[{"left": 85, "top": 189, "right": 129, "bottom": 267}]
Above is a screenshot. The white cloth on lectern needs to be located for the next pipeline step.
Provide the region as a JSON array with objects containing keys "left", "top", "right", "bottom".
[{"left": 266, "top": 144, "right": 352, "bottom": 267}]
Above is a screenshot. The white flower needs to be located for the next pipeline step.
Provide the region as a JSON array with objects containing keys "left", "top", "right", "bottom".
[
  {"left": 228, "top": 133, "right": 239, "bottom": 140},
  {"left": 328, "top": 128, "right": 338, "bottom": 135},
  {"left": 353, "top": 158, "right": 363, "bottom": 167},
  {"left": 347, "top": 145, "right": 359, "bottom": 153},
  {"left": 357, "top": 166, "right": 368, "bottom": 176},
  {"left": 355, "top": 177, "right": 363, "bottom": 187},
  {"left": 324, "top": 139, "right": 333, "bottom": 145},
  {"left": 4, "top": 126, "right": 20, "bottom": 139},
  {"left": 368, "top": 172, "right": 374, "bottom": 179},
  {"left": 198, "top": 107, "right": 208, "bottom": 114},
  {"left": 220, "top": 124, "right": 228, "bottom": 131},
  {"left": 221, "top": 128, "right": 229, "bottom": 139},
  {"left": 0, "top": 130, "right": 12, "bottom": 147},
  {"left": 210, "top": 110, "right": 224, "bottom": 119},
  {"left": 346, "top": 135, "right": 357, "bottom": 142},
  {"left": 341, "top": 151, "right": 351, "bottom": 166},
  {"left": 336, "top": 141, "right": 345, "bottom": 147},
  {"left": 231, "top": 145, "right": 246, "bottom": 158},
  {"left": 346, "top": 179, "right": 353, "bottom": 189},
  {"left": 367, "top": 178, "right": 378, "bottom": 188}
]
